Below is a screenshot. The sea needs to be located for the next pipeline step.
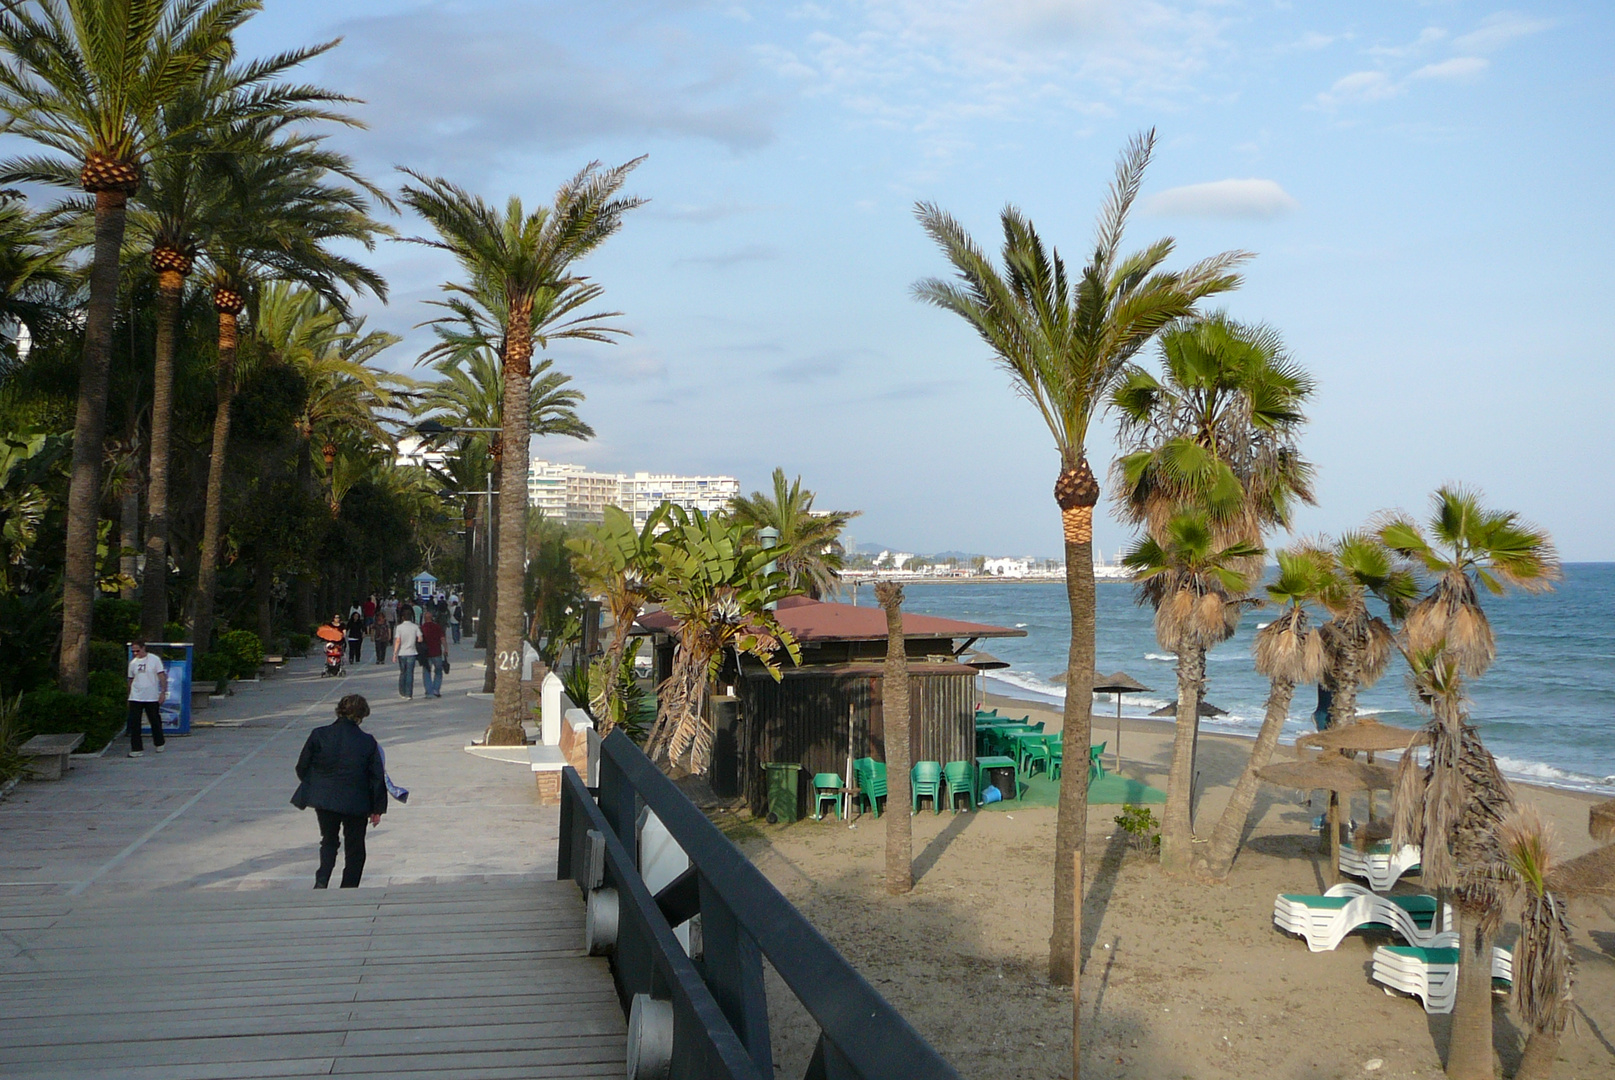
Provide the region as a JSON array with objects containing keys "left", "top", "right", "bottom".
[{"left": 883, "top": 563, "right": 1615, "bottom": 797}]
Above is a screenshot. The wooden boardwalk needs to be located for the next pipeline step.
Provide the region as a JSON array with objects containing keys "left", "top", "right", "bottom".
[{"left": 0, "top": 881, "right": 625, "bottom": 1079}]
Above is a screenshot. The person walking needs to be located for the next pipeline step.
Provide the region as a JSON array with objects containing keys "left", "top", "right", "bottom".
[
  {"left": 345, "top": 610, "right": 366, "bottom": 665},
  {"left": 448, "top": 599, "right": 462, "bottom": 645},
  {"left": 418, "top": 609, "right": 448, "bottom": 698},
  {"left": 125, "top": 640, "right": 167, "bottom": 758},
  {"left": 292, "top": 693, "right": 387, "bottom": 888},
  {"left": 392, "top": 607, "right": 422, "bottom": 699},
  {"left": 369, "top": 611, "right": 391, "bottom": 665},
  {"left": 362, "top": 594, "right": 377, "bottom": 621}
]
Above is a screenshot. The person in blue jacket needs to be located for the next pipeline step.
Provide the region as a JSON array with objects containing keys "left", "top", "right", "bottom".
[{"left": 293, "top": 693, "right": 387, "bottom": 888}]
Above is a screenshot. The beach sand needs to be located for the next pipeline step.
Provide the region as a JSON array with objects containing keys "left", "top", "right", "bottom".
[{"left": 725, "top": 690, "right": 1615, "bottom": 1079}]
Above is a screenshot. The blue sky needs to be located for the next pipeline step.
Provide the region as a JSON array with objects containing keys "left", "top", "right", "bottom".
[{"left": 240, "top": 1, "right": 1613, "bottom": 561}]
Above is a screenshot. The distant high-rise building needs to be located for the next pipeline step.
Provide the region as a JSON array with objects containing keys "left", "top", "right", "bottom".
[
  {"left": 618, "top": 471, "right": 740, "bottom": 527},
  {"left": 528, "top": 460, "right": 740, "bottom": 526}
]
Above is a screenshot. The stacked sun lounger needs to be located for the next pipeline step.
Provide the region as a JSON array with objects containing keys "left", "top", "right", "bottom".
[
  {"left": 1339, "top": 841, "right": 1422, "bottom": 891},
  {"left": 1371, "top": 944, "right": 1514, "bottom": 1014},
  {"left": 1273, "top": 883, "right": 1451, "bottom": 953}
]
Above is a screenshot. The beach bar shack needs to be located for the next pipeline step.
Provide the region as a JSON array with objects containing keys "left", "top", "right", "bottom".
[{"left": 638, "top": 595, "right": 1025, "bottom": 818}]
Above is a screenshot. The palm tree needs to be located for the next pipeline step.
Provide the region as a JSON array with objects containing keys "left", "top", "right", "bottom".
[
  {"left": 0, "top": 0, "right": 338, "bottom": 691},
  {"left": 643, "top": 508, "right": 800, "bottom": 771},
  {"left": 189, "top": 140, "right": 388, "bottom": 652},
  {"left": 875, "top": 580, "right": 913, "bottom": 894},
  {"left": 567, "top": 503, "right": 667, "bottom": 735},
  {"left": 1123, "top": 511, "right": 1261, "bottom": 873},
  {"left": 1198, "top": 545, "right": 1328, "bottom": 880},
  {"left": 729, "top": 468, "right": 858, "bottom": 598},
  {"left": 913, "top": 129, "right": 1246, "bottom": 989},
  {"left": 1314, "top": 533, "right": 1414, "bottom": 728},
  {"left": 1383, "top": 487, "right": 1560, "bottom": 1080},
  {"left": 400, "top": 160, "right": 643, "bottom": 746},
  {"left": 129, "top": 48, "right": 359, "bottom": 639}
]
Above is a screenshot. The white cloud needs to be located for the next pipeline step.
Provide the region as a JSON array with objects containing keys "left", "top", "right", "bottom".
[
  {"left": 1454, "top": 11, "right": 1555, "bottom": 54},
  {"left": 1411, "top": 56, "right": 1488, "bottom": 81},
  {"left": 1315, "top": 70, "right": 1401, "bottom": 108},
  {"left": 1369, "top": 26, "right": 1447, "bottom": 59},
  {"left": 1143, "top": 178, "right": 1298, "bottom": 219}
]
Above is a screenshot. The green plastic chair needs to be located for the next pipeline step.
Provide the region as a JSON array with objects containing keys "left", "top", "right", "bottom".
[
  {"left": 853, "top": 757, "right": 888, "bottom": 817},
  {"left": 1089, "top": 743, "right": 1107, "bottom": 781},
  {"left": 1019, "top": 737, "right": 1052, "bottom": 778},
  {"left": 911, "top": 761, "right": 943, "bottom": 814},
  {"left": 811, "top": 772, "right": 845, "bottom": 820},
  {"left": 942, "top": 760, "right": 976, "bottom": 811},
  {"left": 1049, "top": 744, "right": 1063, "bottom": 780}
]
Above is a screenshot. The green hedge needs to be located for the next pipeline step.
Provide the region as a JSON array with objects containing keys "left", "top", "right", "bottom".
[
  {"left": 86, "top": 671, "right": 124, "bottom": 702},
  {"left": 89, "top": 640, "right": 126, "bottom": 674},
  {"left": 19, "top": 690, "right": 123, "bottom": 753},
  {"left": 194, "top": 653, "right": 234, "bottom": 686},
  {"left": 287, "top": 632, "right": 311, "bottom": 657},
  {"left": 91, "top": 598, "right": 140, "bottom": 644},
  {"left": 215, "top": 630, "right": 265, "bottom": 679}
]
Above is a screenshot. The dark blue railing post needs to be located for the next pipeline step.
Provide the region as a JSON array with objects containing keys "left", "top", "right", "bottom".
[{"left": 697, "top": 878, "right": 773, "bottom": 1077}]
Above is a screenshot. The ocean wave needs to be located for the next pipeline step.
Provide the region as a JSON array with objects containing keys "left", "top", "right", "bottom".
[
  {"left": 1144, "top": 653, "right": 1174, "bottom": 662},
  {"left": 1014, "top": 622, "right": 1028, "bottom": 628},
  {"left": 986, "top": 669, "right": 1065, "bottom": 702},
  {"left": 1492, "top": 756, "right": 1615, "bottom": 794}
]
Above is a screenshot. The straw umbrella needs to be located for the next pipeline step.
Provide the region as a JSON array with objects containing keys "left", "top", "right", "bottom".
[
  {"left": 1151, "top": 700, "right": 1227, "bottom": 717},
  {"left": 1591, "top": 799, "right": 1615, "bottom": 844},
  {"left": 1259, "top": 753, "right": 1397, "bottom": 884},
  {"left": 1296, "top": 718, "right": 1421, "bottom": 829},
  {"left": 1093, "top": 671, "right": 1151, "bottom": 772},
  {"left": 964, "top": 650, "right": 1008, "bottom": 708}
]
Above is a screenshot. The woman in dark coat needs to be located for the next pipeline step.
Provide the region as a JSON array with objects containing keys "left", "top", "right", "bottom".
[
  {"left": 294, "top": 693, "right": 387, "bottom": 888},
  {"left": 344, "top": 610, "right": 366, "bottom": 664}
]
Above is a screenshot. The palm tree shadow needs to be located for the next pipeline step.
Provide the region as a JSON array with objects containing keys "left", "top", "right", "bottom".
[
  {"left": 1080, "top": 827, "right": 1132, "bottom": 972},
  {"left": 912, "top": 811, "right": 976, "bottom": 883}
]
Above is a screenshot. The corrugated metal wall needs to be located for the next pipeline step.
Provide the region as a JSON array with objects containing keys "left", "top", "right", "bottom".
[{"left": 736, "top": 664, "right": 975, "bottom": 818}]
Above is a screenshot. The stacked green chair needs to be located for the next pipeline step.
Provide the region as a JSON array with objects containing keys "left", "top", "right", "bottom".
[
  {"left": 812, "top": 772, "right": 845, "bottom": 820},
  {"left": 853, "top": 757, "right": 888, "bottom": 817},
  {"left": 911, "top": 761, "right": 943, "bottom": 814},
  {"left": 942, "top": 761, "right": 976, "bottom": 811}
]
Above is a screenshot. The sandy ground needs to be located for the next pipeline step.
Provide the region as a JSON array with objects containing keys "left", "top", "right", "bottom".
[{"left": 730, "top": 691, "right": 1615, "bottom": 1080}]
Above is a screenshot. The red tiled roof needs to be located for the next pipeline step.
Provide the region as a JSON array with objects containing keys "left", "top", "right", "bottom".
[{"left": 635, "top": 595, "right": 1025, "bottom": 643}]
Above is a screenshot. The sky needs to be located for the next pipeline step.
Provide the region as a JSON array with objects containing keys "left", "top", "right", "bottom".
[{"left": 233, "top": 1, "right": 1613, "bottom": 561}]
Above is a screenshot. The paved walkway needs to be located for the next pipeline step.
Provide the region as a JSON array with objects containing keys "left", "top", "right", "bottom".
[{"left": 0, "top": 653, "right": 625, "bottom": 1078}]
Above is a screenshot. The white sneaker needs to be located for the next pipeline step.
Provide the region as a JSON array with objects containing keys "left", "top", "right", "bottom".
[
  {"left": 128, "top": 750, "right": 143, "bottom": 758},
  {"left": 155, "top": 745, "right": 166, "bottom": 754}
]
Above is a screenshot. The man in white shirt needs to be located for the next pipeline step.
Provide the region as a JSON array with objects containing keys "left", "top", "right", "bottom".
[
  {"left": 125, "top": 641, "right": 168, "bottom": 758},
  {"left": 391, "top": 609, "right": 423, "bottom": 699}
]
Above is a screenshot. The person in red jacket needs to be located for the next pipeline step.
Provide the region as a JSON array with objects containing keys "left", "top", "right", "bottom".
[{"left": 418, "top": 608, "right": 448, "bottom": 698}]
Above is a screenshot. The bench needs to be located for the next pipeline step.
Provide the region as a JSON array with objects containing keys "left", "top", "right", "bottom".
[{"left": 21, "top": 733, "right": 85, "bottom": 780}]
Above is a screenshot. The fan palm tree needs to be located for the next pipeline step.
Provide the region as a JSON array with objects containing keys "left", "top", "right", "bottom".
[
  {"left": 729, "top": 468, "right": 858, "bottom": 599},
  {"left": 399, "top": 159, "right": 643, "bottom": 746},
  {"left": 1199, "top": 545, "right": 1329, "bottom": 880},
  {"left": 1122, "top": 511, "right": 1261, "bottom": 873},
  {"left": 189, "top": 140, "right": 388, "bottom": 652},
  {"left": 875, "top": 580, "right": 913, "bottom": 894},
  {"left": 0, "top": 0, "right": 351, "bottom": 691},
  {"left": 913, "top": 129, "right": 1247, "bottom": 989},
  {"left": 567, "top": 503, "right": 667, "bottom": 735},
  {"left": 1314, "top": 533, "right": 1414, "bottom": 727},
  {"left": 643, "top": 507, "right": 800, "bottom": 771},
  {"left": 1383, "top": 488, "right": 1559, "bottom": 1080}
]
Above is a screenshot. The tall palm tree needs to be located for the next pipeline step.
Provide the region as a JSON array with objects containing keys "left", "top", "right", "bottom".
[
  {"left": 729, "top": 468, "right": 858, "bottom": 599},
  {"left": 875, "top": 580, "right": 913, "bottom": 894},
  {"left": 1383, "top": 487, "right": 1560, "bottom": 1080},
  {"left": 400, "top": 159, "right": 643, "bottom": 746},
  {"left": 1199, "top": 545, "right": 1328, "bottom": 880},
  {"left": 129, "top": 47, "right": 359, "bottom": 639},
  {"left": 913, "top": 129, "right": 1246, "bottom": 989},
  {"left": 567, "top": 503, "right": 667, "bottom": 735},
  {"left": 189, "top": 140, "right": 388, "bottom": 652},
  {"left": 1314, "top": 533, "right": 1414, "bottom": 728},
  {"left": 0, "top": 0, "right": 329, "bottom": 691},
  {"left": 1123, "top": 511, "right": 1261, "bottom": 873}
]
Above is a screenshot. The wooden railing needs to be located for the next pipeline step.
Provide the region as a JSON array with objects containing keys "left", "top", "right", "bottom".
[{"left": 559, "top": 729, "right": 962, "bottom": 1080}]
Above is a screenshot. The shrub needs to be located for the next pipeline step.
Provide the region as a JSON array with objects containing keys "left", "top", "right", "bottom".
[
  {"left": 162, "top": 622, "right": 186, "bottom": 643},
  {"left": 18, "top": 690, "right": 124, "bottom": 754},
  {"left": 215, "top": 630, "right": 265, "bottom": 679},
  {"left": 89, "top": 640, "right": 126, "bottom": 674},
  {"left": 287, "top": 632, "right": 311, "bottom": 657},
  {"left": 1114, "top": 804, "right": 1161, "bottom": 854},
  {"left": 0, "top": 692, "right": 26, "bottom": 783},
  {"left": 87, "top": 671, "right": 125, "bottom": 702},
  {"left": 92, "top": 598, "right": 140, "bottom": 644},
  {"left": 194, "top": 653, "right": 234, "bottom": 686}
]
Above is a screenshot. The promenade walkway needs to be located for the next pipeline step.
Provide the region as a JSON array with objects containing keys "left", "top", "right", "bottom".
[{"left": 0, "top": 654, "right": 624, "bottom": 1078}]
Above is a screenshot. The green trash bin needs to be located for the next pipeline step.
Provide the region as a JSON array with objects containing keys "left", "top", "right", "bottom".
[{"left": 763, "top": 762, "right": 802, "bottom": 824}]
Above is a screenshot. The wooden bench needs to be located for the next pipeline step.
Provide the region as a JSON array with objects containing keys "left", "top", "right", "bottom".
[{"left": 21, "top": 733, "right": 85, "bottom": 780}]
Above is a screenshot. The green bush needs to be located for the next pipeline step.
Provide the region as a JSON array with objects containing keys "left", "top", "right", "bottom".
[
  {"left": 89, "top": 640, "right": 126, "bottom": 674},
  {"left": 18, "top": 690, "right": 124, "bottom": 754},
  {"left": 194, "top": 653, "right": 233, "bottom": 686},
  {"left": 92, "top": 598, "right": 141, "bottom": 644},
  {"left": 215, "top": 630, "right": 265, "bottom": 679},
  {"left": 0, "top": 692, "right": 27, "bottom": 783},
  {"left": 162, "top": 621, "right": 186, "bottom": 643},
  {"left": 87, "top": 671, "right": 125, "bottom": 702},
  {"left": 287, "top": 632, "right": 311, "bottom": 657},
  {"left": 1114, "top": 804, "right": 1161, "bottom": 854}
]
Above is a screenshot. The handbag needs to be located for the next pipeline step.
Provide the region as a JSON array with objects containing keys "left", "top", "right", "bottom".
[
  {"left": 442, "top": 658, "right": 451, "bottom": 674},
  {"left": 290, "top": 779, "right": 310, "bottom": 810}
]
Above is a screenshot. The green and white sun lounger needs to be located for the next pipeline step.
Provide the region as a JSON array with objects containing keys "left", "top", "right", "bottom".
[
  {"left": 1274, "top": 883, "right": 1450, "bottom": 952},
  {"left": 1339, "top": 841, "right": 1422, "bottom": 891},
  {"left": 1371, "top": 944, "right": 1513, "bottom": 1014}
]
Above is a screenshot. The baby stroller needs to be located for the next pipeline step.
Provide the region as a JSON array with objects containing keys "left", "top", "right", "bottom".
[{"left": 323, "top": 639, "right": 345, "bottom": 677}]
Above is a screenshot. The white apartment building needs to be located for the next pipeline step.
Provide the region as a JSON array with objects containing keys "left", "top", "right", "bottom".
[{"left": 528, "top": 460, "right": 740, "bottom": 527}]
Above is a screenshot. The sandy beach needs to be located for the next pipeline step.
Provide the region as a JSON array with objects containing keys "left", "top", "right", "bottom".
[{"left": 727, "top": 690, "right": 1615, "bottom": 1079}]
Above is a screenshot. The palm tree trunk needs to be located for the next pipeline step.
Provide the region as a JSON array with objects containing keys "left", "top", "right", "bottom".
[
  {"left": 648, "top": 643, "right": 704, "bottom": 767},
  {"left": 481, "top": 491, "right": 499, "bottom": 693},
  {"left": 1514, "top": 1030, "right": 1560, "bottom": 1080},
  {"left": 1447, "top": 901, "right": 1497, "bottom": 1080},
  {"left": 140, "top": 269, "right": 184, "bottom": 639},
  {"left": 877, "top": 583, "right": 912, "bottom": 894},
  {"left": 488, "top": 313, "right": 533, "bottom": 745},
  {"left": 58, "top": 189, "right": 130, "bottom": 693},
  {"left": 1199, "top": 678, "right": 1296, "bottom": 880},
  {"left": 598, "top": 609, "right": 635, "bottom": 736},
  {"left": 254, "top": 542, "right": 273, "bottom": 645},
  {"left": 1050, "top": 473, "right": 1096, "bottom": 991},
  {"left": 191, "top": 309, "right": 238, "bottom": 654},
  {"left": 1160, "top": 646, "right": 1207, "bottom": 874},
  {"left": 119, "top": 485, "right": 139, "bottom": 600}
]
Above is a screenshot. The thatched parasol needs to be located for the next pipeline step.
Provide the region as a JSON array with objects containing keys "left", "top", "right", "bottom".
[
  {"left": 1152, "top": 699, "right": 1227, "bottom": 718},
  {"left": 964, "top": 651, "right": 1009, "bottom": 706},
  {"left": 1093, "top": 671, "right": 1151, "bottom": 771},
  {"left": 1295, "top": 718, "right": 1421, "bottom": 756},
  {"left": 1591, "top": 799, "right": 1615, "bottom": 844},
  {"left": 1547, "top": 842, "right": 1615, "bottom": 898},
  {"left": 1258, "top": 755, "right": 1398, "bottom": 794}
]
